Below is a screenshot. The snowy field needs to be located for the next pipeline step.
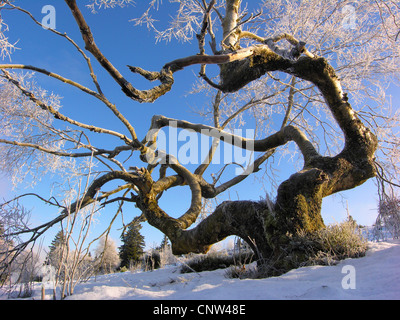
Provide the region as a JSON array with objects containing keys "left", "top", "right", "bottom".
[{"left": 4, "top": 240, "right": 398, "bottom": 301}]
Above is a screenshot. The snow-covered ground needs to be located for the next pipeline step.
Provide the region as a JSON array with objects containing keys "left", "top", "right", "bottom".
[{"left": 9, "top": 240, "right": 398, "bottom": 300}]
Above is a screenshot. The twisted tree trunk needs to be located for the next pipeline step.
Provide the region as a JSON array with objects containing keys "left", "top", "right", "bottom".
[
  {"left": 130, "top": 1, "right": 378, "bottom": 262},
  {"left": 0, "top": 0, "right": 384, "bottom": 279},
  {"left": 25, "top": 0, "right": 379, "bottom": 266}
]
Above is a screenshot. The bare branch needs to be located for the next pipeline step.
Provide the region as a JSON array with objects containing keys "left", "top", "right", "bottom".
[
  {"left": 1, "top": 171, "right": 141, "bottom": 256},
  {"left": 0, "top": 65, "right": 141, "bottom": 145},
  {"left": 196, "top": 0, "right": 216, "bottom": 55},
  {"left": 146, "top": 115, "right": 320, "bottom": 161},
  {"left": 0, "top": 69, "right": 133, "bottom": 144},
  {"left": 65, "top": 0, "right": 147, "bottom": 102},
  {"left": 1, "top": 193, "right": 64, "bottom": 210},
  {"left": 0, "top": 138, "right": 132, "bottom": 159},
  {"left": 0, "top": 64, "right": 99, "bottom": 97},
  {"left": 3, "top": 0, "right": 103, "bottom": 93}
]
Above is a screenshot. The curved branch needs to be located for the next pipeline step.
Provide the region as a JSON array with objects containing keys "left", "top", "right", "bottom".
[
  {"left": 124, "top": 32, "right": 315, "bottom": 102},
  {"left": 168, "top": 164, "right": 202, "bottom": 229},
  {"left": 1, "top": 193, "right": 64, "bottom": 210},
  {"left": 141, "top": 114, "right": 321, "bottom": 208},
  {"left": 126, "top": 46, "right": 259, "bottom": 103},
  {"left": 146, "top": 115, "right": 320, "bottom": 161},
  {"left": 138, "top": 152, "right": 203, "bottom": 229},
  {"left": 170, "top": 200, "right": 270, "bottom": 255},
  {"left": 163, "top": 47, "right": 257, "bottom": 72},
  {"left": 152, "top": 175, "right": 184, "bottom": 195},
  {"left": 127, "top": 66, "right": 175, "bottom": 103}
]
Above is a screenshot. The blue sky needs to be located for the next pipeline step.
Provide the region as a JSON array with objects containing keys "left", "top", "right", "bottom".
[{"left": 0, "top": 0, "right": 393, "bottom": 251}]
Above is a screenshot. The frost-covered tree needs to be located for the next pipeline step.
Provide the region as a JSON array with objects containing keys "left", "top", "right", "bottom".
[
  {"left": 0, "top": 0, "right": 399, "bottom": 275},
  {"left": 375, "top": 193, "right": 400, "bottom": 239},
  {"left": 95, "top": 237, "right": 120, "bottom": 274}
]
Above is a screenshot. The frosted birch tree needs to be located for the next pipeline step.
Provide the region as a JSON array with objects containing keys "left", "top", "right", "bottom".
[{"left": 0, "top": 0, "right": 399, "bottom": 275}]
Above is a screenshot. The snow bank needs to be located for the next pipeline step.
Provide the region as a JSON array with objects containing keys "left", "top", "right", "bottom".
[
  {"left": 65, "top": 240, "right": 400, "bottom": 300},
  {"left": 2, "top": 240, "right": 399, "bottom": 300}
]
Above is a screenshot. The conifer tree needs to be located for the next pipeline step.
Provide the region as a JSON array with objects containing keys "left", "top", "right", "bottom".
[
  {"left": 158, "top": 235, "right": 170, "bottom": 250},
  {"left": 119, "top": 220, "right": 145, "bottom": 269},
  {"left": 46, "top": 231, "right": 66, "bottom": 269}
]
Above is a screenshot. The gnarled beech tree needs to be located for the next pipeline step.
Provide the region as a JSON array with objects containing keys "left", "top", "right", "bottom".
[{"left": 1, "top": 0, "right": 398, "bottom": 272}]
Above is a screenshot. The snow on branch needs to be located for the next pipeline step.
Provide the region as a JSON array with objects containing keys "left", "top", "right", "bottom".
[
  {"left": 263, "top": 33, "right": 315, "bottom": 60},
  {"left": 86, "top": 0, "right": 135, "bottom": 13},
  {"left": 0, "top": 15, "right": 18, "bottom": 60}
]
